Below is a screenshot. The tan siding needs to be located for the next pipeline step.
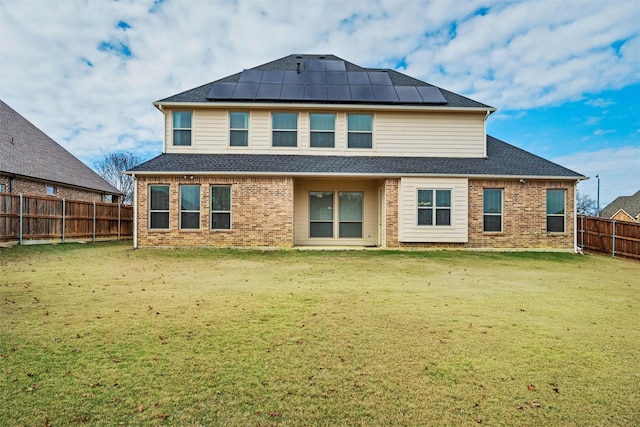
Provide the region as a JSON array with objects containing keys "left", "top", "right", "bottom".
[
  {"left": 399, "top": 177, "right": 468, "bottom": 242},
  {"left": 163, "top": 107, "right": 487, "bottom": 157},
  {"left": 294, "top": 178, "right": 379, "bottom": 246}
]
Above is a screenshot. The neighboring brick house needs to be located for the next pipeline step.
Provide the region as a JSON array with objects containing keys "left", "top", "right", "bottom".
[
  {"left": 0, "top": 100, "right": 121, "bottom": 202},
  {"left": 128, "top": 54, "right": 585, "bottom": 249},
  {"left": 600, "top": 190, "right": 640, "bottom": 223}
]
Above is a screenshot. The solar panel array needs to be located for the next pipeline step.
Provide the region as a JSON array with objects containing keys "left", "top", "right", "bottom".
[{"left": 206, "top": 59, "right": 447, "bottom": 104}]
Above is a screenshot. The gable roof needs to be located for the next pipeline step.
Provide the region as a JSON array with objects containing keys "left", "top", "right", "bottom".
[
  {"left": 0, "top": 100, "right": 121, "bottom": 195},
  {"left": 157, "top": 54, "right": 494, "bottom": 110},
  {"left": 600, "top": 190, "right": 640, "bottom": 219},
  {"left": 128, "top": 136, "right": 584, "bottom": 179}
]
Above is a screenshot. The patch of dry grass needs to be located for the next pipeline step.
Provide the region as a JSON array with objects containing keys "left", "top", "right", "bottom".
[{"left": 1, "top": 242, "right": 639, "bottom": 426}]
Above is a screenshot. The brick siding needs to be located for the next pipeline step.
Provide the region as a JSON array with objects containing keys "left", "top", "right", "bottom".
[
  {"left": 136, "top": 176, "right": 294, "bottom": 247},
  {"left": 0, "top": 174, "right": 113, "bottom": 203}
]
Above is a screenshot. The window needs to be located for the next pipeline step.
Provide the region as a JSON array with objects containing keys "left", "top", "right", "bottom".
[
  {"left": 0, "top": 184, "right": 6, "bottom": 192},
  {"left": 310, "top": 113, "right": 335, "bottom": 148},
  {"left": 46, "top": 185, "right": 57, "bottom": 195},
  {"left": 483, "top": 189, "right": 503, "bottom": 232},
  {"left": 149, "top": 185, "right": 169, "bottom": 229},
  {"left": 272, "top": 113, "right": 297, "bottom": 147},
  {"left": 417, "top": 189, "right": 451, "bottom": 226},
  {"left": 180, "top": 185, "right": 200, "bottom": 229},
  {"left": 211, "top": 185, "right": 231, "bottom": 230},
  {"left": 173, "top": 111, "right": 192, "bottom": 146},
  {"left": 547, "top": 189, "right": 565, "bottom": 233},
  {"left": 310, "top": 191, "right": 333, "bottom": 237},
  {"left": 348, "top": 114, "right": 372, "bottom": 148},
  {"left": 230, "top": 112, "right": 248, "bottom": 147},
  {"left": 339, "top": 192, "right": 363, "bottom": 238}
]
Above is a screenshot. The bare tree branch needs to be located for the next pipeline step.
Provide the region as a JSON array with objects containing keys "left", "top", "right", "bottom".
[{"left": 94, "top": 152, "right": 141, "bottom": 204}]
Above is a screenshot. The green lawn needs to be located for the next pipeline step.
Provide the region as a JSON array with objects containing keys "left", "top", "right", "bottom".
[{"left": 1, "top": 242, "right": 639, "bottom": 426}]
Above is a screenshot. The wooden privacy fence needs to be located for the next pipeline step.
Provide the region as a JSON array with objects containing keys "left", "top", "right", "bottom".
[
  {"left": 0, "top": 193, "right": 133, "bottom": 244},
  {"left": 577, "top": 215, "right": 640, "bottom": 260}
]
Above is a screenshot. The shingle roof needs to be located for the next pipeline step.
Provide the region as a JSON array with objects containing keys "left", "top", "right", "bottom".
[
  {"left": 600, "top": 190, "right": 640, "bottom": 219},
  {"left": 157, "top": 54, "right": 493, "bottom": 109},
  {"left": 129, "top": 136, "right": 584, "bottom": 179},
  {"left": 0, "top": 100, "right": 121, "bottom": 194}
]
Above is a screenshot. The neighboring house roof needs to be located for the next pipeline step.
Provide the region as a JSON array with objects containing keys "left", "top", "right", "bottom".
[
  {"left": 600, "top": 190, "right": 640, "bottom": 220},
  {"left": 157, "top": 54, "right": 494, "bottom": 110},
  {"left": 0, "top": 100, "right": 120, "bottom": 195},
  {"left": 129, "top": 136, "right": 584, "bottom": 179}
]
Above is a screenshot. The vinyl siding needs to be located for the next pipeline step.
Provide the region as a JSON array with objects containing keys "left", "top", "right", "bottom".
[
  {"left": 164, "top": 108, "right": 486, "bottom": 157},
  {"left": 398, "top": 177, "right": 468, "bottom": 243}
]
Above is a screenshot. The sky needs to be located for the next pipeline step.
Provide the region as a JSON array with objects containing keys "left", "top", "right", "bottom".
[{"left": 0, "top": 0, "right": 638, "bottom": 207}]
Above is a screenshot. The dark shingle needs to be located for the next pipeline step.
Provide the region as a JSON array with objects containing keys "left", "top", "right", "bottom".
[
  {"left": 129, "top": 136, "right": 584, "bottom": 179},
  {"left": 0, "top": 100, "right": 121, "bottom": 194},
  {"left": 600, "top": 190, "right": 640, "bottom": 219},
  {"left": 157, "top": 54, "right": 493, "bottom": 109}
]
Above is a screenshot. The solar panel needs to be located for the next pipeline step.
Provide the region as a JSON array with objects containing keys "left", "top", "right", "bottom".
[
  {"left": 326, "top": 72, "right": 348, "bottom": 85},
  {"left": 325, "top": 60, "right": 346, "bottom": 71},
  {"left": 304, "top": 85, "right": 328, "bottom": 100},
  {"left": 350, "top": 85, "right": 375, "bottom": 101},
  {"left": 372, "top": 85, "right": 399, "bottom": 102},
  {"left": 395, "top": 86, "right": 423, "bottom": 102},
  {"left": 368, "top": 72, "right": 392, "bottom": 86},
  {"left": 348, "top": 72, "right": 370, "bottom": 85},
  {"left": 256, "top": 84, "right": 282, "bottom": 99},
  {"left": 261, "top": 70, "right": 284, "bottom": 84},
  {"left": 238, "top": 69, "right": 263, "bottom": 83},
  {"left": 283, "top": 71, "right": 305, "bottom": 84},
  {"left": 207, "top": 82, "right": 236, "bottom": 99},
  {"left": 306, "top": 72, "right": 327, "bottom": 84},
  {"left": 280, "top": 84, "right": 304, "bottom": 99},
  {"left": 417, "top": 86, "right": 447, "bottom": 104},
  {"left": 232, "top": 82, "right": 259, "bottom": 99},
  {"left": 306, "top": 59, "right": 326, "bottom": 71},
  {"left": 328, "top": 85, "right": 352, "bottom": 101}
]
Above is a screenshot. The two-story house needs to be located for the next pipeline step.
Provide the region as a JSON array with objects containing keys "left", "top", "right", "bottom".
[{"left": 128, "top": 54, "right": 585, "bottom": 250}]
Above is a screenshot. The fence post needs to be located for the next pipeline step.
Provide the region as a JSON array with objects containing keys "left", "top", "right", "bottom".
[
  {"left": 612, "top": 220, "right": 616, "bottom": 258},
  {"left": 62, "top": 198, "right": 66, "bottom": 243},
  {"left": 19, "top": 193, "right": 23, "bottom": 245},
  {"left": 580, "top": 216, "right": 584, "bottom": 250},
  {"left": 117, "top": 204, "right": 121, "bottom": 240},
  {"left": 93, "top": 201, "right": 96, "bottom": 243}
]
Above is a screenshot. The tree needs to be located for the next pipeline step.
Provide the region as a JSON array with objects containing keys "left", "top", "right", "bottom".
[
  {"left": 576, "top": 191, "right": 598, "bottom": 216},
  {"left": 94, "top": 152, "right": 142, "bottom": 204}
]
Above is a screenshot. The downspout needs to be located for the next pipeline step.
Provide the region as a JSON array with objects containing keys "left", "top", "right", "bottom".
[
  {"left": 573, "top": 180, "right": 578, "bottom": 253},
  {"left": 157, "top": 104, "right": 166, "bottom": 155},
  {"left": 132, "top": 173, "right": 138, "bottom": 249},
  {"left": 483, "top": 110, "right": 491, "bottom": 158}
]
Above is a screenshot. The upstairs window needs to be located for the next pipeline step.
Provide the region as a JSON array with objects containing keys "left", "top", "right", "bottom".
[
  {"left": 272, "top": 113, "right": 297, "bottom": 147},
  {"left": 348, "top": 114, "right": 372, "bottom": 148},
  {"left": 149, "top": 185, "right": 169, "bottom": 229},
  {"left": 417, "top": 189, "right": 451, "bottom": 226},
  {"left": 483, "top": 189, "right": 503, "bottom": 232},
  {"left": 211, "top": 185, "right": 231, "bottom": 230},
  {"left": 229, "top": 112, "right": 249, "bottom": 147},
  {"left": 173, "top": 111, "right": 192, "bottom": 146},
  {"left": 46, "top": 185, "right": 57, "bottom": 195},
  {"left": 0, "top": 184, "right": 5, "bottom": 192},
  {"left": 180, "top": 184, "right": 200, "bottom": 229},
  {"left": 547, "top": 189, "right": 565, "bottom": 233},
  {"left": 310, "top": 113, "right": 335, "bottom": 148}
]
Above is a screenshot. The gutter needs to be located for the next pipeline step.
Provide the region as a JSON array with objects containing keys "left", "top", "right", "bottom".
[{"left": 132, "top": 173, "right": 138, "bottom": 249}]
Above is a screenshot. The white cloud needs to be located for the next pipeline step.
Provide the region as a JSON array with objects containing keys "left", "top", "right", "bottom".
[
  {"left": 554, "top": 146, "right": 640, "bottom": 206},
  {"left": 0, "top": 0, "right": 638, "bottom": 174},
  {"left": 586, "top": 98, "right": 615, "bottom": 108}
]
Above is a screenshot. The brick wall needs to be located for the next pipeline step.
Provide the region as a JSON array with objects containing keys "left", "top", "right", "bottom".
[
  {"left": 384, "top": 178, "right": 575, "bottom": 250},
  {"left": 0, "top": 174, "right": 111, "bottom": 203},
  {"left": 136, "top": 176, "right": 294, "bottom": 247}
]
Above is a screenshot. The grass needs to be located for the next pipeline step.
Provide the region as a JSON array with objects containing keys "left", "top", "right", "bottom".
[{"left": 1, "top": 241, "right": 639, "bottom": 426}]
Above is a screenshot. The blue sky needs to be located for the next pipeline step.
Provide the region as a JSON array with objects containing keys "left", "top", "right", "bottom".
[{"left": 0, "top": 0, "right": 638, "bottom": 206}]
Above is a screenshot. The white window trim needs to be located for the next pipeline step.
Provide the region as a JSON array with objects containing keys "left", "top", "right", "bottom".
[
  {"left": 229, "top": 111, "right": 249, "bottom": 147},
  {"left": 271, "top": 112, "right": 298, "bottom": 148},
  {"left": 546, "top": 189, "right": 566, "bottom": 234},
  {"left": 211, "top": 185, "right": 232, "bottom": 231},
  {"left": 416, "top": 188, "right": 453, "bottom": 227},
  {"left": 179, "top": 184, "right": 201, "bottom": 230},
  {"left": 347, "top": 113, "right": 374, "bottom": 149},
  {"left": 309, "top": 112, "right": 336, "bottom": 149},
  {"left": 149, "top": 184, "right": 170, "bottom": 230},
  {"left": 172, "top": 110, "right": 193, "bottom": 147},
  {"left": 483, "top": 188, "right": 503, "bottom": 233}
]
